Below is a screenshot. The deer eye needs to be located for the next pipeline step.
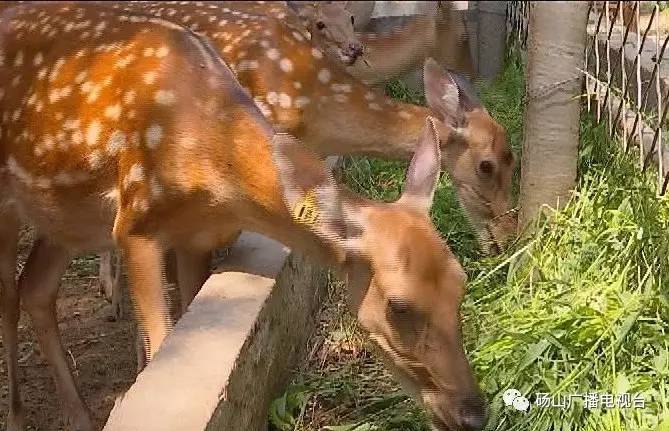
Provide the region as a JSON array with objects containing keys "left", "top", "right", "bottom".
[
  {"left": 316, "top": 21, "right": 326, "bottom": 30},
  {"left": 479, "top": 159, "right": 495, "bottom": 176},
  {"left": 388, "top": 298, "right": 411, "bottom": 316}
]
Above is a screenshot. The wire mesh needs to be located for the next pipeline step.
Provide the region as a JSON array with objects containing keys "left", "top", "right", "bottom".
[{"left": 507, "top": 1, "right": 669, "bottom": 195}]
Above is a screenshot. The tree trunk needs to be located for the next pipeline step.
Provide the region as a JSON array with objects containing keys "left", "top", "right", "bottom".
[{"left": 518, "top": 1, "right": 589, "bottom": 230}]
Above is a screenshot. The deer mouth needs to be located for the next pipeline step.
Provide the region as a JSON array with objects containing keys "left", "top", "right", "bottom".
[
  {"left": 339, "top": 50, "right": 359, "bottom": 66},
  {"left": 339, "top": 44, "right": 364, "bottom": 66}
]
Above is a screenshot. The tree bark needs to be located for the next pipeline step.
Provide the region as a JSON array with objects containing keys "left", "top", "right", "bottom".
[{"left": 518, "top": 1, "right": 589, "bottom": 230}]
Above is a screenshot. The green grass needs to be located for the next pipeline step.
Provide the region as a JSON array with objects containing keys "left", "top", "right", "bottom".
[{"left": 269, "top": 53, "right": 669, "bottom": 431}]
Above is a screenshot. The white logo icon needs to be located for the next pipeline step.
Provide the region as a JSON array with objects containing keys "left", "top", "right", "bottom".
[{"left": 503, "top": 388, "right": 530, "bottom": 412}]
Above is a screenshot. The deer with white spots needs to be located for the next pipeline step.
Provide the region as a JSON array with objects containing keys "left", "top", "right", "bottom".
[
  {"left": 1, "top": 3, "right": 489, "bottom": 431},
  {"left": 92, "top": 1, "right": 516, "bottom": 322},
  {"left": 285, "top": 1, "right": 475, "bottom": 84},
  {"left": 345, "top": 1, "right": 476, "bottom": 84}
]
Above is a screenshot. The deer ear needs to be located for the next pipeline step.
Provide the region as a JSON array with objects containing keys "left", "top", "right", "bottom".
[
  {"left": 271, "top": 133, "right": 366, "bottom": 252},
  {"left": 398, "top": 117, "right": 442, "bottom": 212},
  {"left": 450, "top": 71, "right": 483, "bottom": 112},
  {"left": 288, "top": 1, "right": 317, "bottom": 19},
  {"left": 424, "top": 58, "right": 464, "bottom": 128}
]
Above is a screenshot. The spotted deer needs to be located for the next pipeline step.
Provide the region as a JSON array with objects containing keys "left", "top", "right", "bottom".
[
  {"left": 0, "top": 3, "right": 488, "bottom": 430},
  {"left": 94, "top": 0, "right": 516, "bottom": 320},
  {"left": 346, "top": 1, "right": 477, "bottom": 84}
]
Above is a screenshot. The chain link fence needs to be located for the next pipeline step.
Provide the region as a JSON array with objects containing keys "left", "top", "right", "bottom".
[{"left": 507, "top": 1, "right": 669, "bottom": 195}]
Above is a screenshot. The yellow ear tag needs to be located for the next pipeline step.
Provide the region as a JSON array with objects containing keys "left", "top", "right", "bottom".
[{"left": 293, "top": 189, "right": 320, "bottom": 226}]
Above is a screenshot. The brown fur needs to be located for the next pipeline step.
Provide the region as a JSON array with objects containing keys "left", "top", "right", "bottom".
[
  {"left": 0, "top": 3, "right": 487, "bottom": 430},
  {"left": 346, "top": 2, "right": 476, "bottom": 84},
  {"left": 91, "top": 0, "right": 514, "bottom": 345}
]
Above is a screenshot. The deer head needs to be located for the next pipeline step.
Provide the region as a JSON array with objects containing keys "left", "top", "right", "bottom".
[
  {"left": 272, "top": 118, "right": 487, "bottom": 431},
  {"left": 424, "top": 59, "right": 518, "bottom": 254},
  {"left": 288, "top": 0, "right": 364, "bottom": 65}
]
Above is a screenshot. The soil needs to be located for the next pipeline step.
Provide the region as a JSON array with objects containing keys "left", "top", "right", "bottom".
[{"left": 0, "top": 226, "right": 180, "bottom": 431}]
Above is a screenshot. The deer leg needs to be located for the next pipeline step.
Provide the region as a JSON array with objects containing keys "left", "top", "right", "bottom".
[
  {"left": 121, "top": 236, "right": 172, "bottom": 366},
  {"left": 0, "top": 212, "right": 24, "bottom": 431},
  {"left": 175, "top": 230, "right": 241, "bottom": 316},
  {"left": 19, "top": 238, "right": 93, "bottom": 431},
  {"left": 174, "top": 248, "right": 211, "bottom": 317},
  {"left": 98, "top": 251, "right": 112, "bottom": 298},
  {"left": 110, "top": 251, "right": 123, "bottom": 320},
  {"left": 99, "top": 251, "right": 123, "bottom": 321}
]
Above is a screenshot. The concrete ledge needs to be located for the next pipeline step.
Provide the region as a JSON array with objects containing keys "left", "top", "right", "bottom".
[{"left": 104, "top": 158, "right": 339, "bottom": 431}]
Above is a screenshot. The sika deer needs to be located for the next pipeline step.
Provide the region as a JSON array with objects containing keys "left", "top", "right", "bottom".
[
  {"left": 346, "top": 1, "right": 476, "bottom": 84},
  {"left": 0, "top": 3, "right": 486, "bottom": 430},
  {"left": 285, "top": 1, "right": 365, "bottom": 64}
]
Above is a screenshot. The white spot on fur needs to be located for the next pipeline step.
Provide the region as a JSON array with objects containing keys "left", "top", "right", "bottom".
[
  {"left": 149, "top": 176, "right": 163, "bottom": 199},
  {"left": 48, "top": 86, "right": 72, "bottom": 103},
  {"left": 279, "top": 93, "right": 292, "bottom": 109},
  {"left": 123, "top": 163, "right": 145, "bottom": 189},
  {"left": 154, "top": 90, "right": 176, "bottom": 105},
  {"left": 292, "top": 31, "right": 304, "bottom": 42},
  {"left": 33, "top": 52, "right": 43, "bottom": 66},
  {"left": 364, "top": 91, "right": 376, "bottom": 101},
  {"left": 311, "top": 48, "right": 323, "bottom": 59},
  {"left": 132, "top": 198, "right": 149, "bottom": 212},
  {"left": 75, "top": 71, "right": 87, "bottom": 84},
  {"left": 104, "top": 104, "right": 122, "bottom": 121},
  {"left": 156, "top": 46, "right": 169, "bottom": 58},
  {"left": 266, "top": 48, "right": 280, "bottom": 60},
  {"left": 279, "top": 58, "right": 293, "bottom": 73},
  {"left": 88, "top": 150, "right": 103, "bottom": 168},
  {"left": 295, "top": 96, "right": 311, "bottom": 109},
  {"left": 266, "top": 91, "right": 278, "bottom": 105},
  {"left": 368, "top": 102, "right": 382, "bottom": 111},
  {"left": 318, "top": 69, "right": 331, "bottom": 84},
  {"left": 145, "top": 124, "right": 163, "bottom": 149},
  {"left": 237, "top": 60, "right": 259, "bottom": 71},
  {"left": 331, "top": 83, "right": 352, "bottom": 93},
  {"left": 63, "top": 119, "right": 80, "bottom": 130},
  {"left": 115, "top": 53, "right": 136, "bottom": 68},
  {"left": 123, "top": 90, "right": 136, "bottom": 105},
  {"left": 13, "top": 51, "right": 23, "bottom": 67},
  {"left": 86, "top": 120, "right": 102, "bottom": 146},
  {"left": 144, "top": 71, "right": 157, "bottom": 85},
  {"left": 107, "top": 130, "right": 127, "bottom": 155},
  {"left": 7, "top": 156, "right": 32, "bottom": 185}
]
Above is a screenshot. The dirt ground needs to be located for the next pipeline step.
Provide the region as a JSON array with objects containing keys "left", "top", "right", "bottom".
[{"left": 0, "top": 227, "right": 180, "bottom": 431}]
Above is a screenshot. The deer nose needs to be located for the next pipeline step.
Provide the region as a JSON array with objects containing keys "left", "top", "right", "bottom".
[
  {"left": 456, "top": 394, "right": 487, "bottom": 431},
  {"left": 347, "top": 42, "right": 364, "bottom": 58}
]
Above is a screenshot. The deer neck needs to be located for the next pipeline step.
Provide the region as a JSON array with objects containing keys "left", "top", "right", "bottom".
[{"left": 99, "top": 2, "right": 435, "bottom": 162}]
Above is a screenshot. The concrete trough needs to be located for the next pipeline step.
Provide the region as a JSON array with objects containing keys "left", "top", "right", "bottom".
[{"left": 103, "top": 158, "right": 340, "bottom": 431}]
